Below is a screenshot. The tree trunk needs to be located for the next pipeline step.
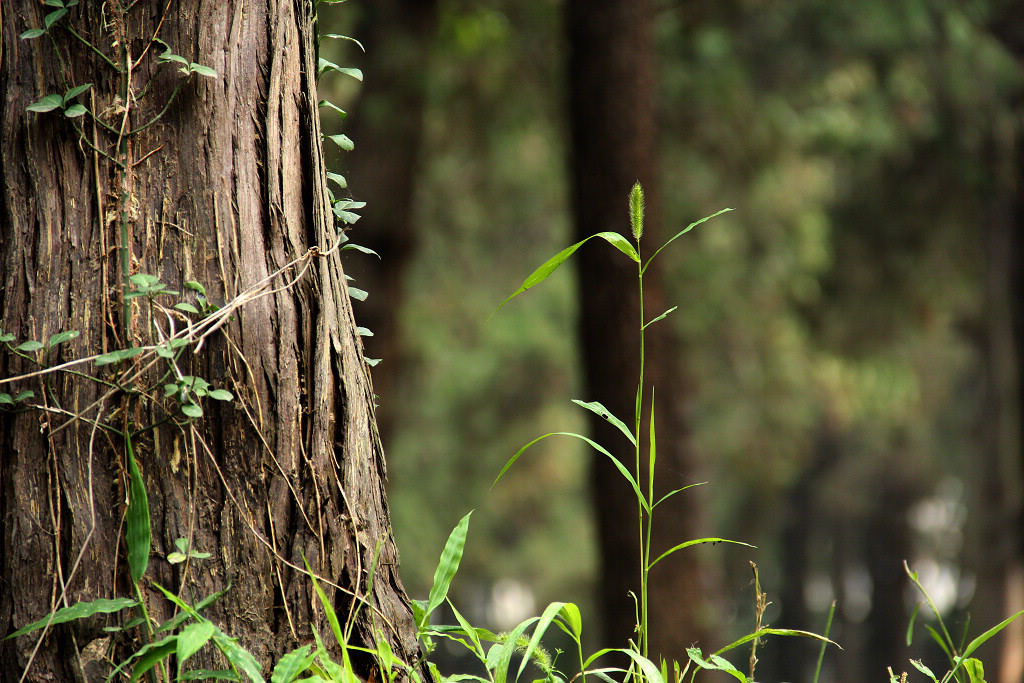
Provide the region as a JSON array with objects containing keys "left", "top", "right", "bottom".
[
  {"left": 343, "top": 0, "right": 438, "bottom": 442},
  {"left": 566, "top": 0, "right": 715, "bottom": 658},
  {"left": 0, "top": 2, "right": 420, "bottom": 680}
]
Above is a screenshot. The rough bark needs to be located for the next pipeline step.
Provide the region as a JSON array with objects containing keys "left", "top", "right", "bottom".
[
  {"left": 0, "top": 2, "right": 420, "bottom": 679},
  {"left": 566, "top": 0, "right": 715, "bottom": 658}
]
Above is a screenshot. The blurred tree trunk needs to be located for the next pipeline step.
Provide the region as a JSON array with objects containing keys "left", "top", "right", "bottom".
[
  {"left": 0, "top": 2, "right": 421, "bottom": 679},
  {"left": 566, "top": 0, "right": 715, "bottom": 658},
  {"left": 344, "top": 0, "right": 438, "bottom": 442},
  {"left": 976, "top": 9, "right": 1024, "bottom": 681}
]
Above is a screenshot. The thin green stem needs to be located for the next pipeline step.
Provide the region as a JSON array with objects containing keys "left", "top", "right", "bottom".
[
  {"left": 63, "top": 25, "right": 121, "bottom": 70},
  {"left": 636, "top": 242, "right": 649, "bottom": 661}
]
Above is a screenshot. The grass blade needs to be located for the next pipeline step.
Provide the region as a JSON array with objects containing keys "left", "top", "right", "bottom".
[
  {"left": 425, "top": 512, "right": 473, "bottom": 624},
  {"left": 643, "top": 208, "right": 733, "bottom": 274},
  {"left": 125, "top": 435, "right": 151, "bottom": 584},
  {"left": 3, "top": 597, "right": 137, "bottom": 639},
  {"left": 516, "top": 602, "right": 570, "bottom": 681},
  {"left": 572, "top": 399, "right": 635, "bottom": 446},
  {"left": 648, "top": 538, "right": 754, "bottom": 571},
  {"left": 493, "top": 432, "right": 646, "bottom": 512},
  {"left": 497, "top": 232, "right": 638, "bottom": 311}
]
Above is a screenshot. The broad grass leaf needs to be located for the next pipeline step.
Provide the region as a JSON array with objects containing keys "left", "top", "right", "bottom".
[
  {"left": 572, "top": 399, "right": 635, "bottom": 446},
  {"left": 489, "top": 616, "right": 537, "bottom": 683},
  {"left": 497, "top": 232, "right": 637, "bottom": 311},
  {"left": 712, "top": 628, "right": 839, "bottom": 658},
  {"left": 557, "top": 603, "right": 582, "bottom": 640},
  {"left": 128, "top": 636, "right": 177, "bottom": 682},
  {"left": 125, "top": 436, "right": 151, "bottom": 583},
  {"left": 425, "top": 512, "right": 473, "bottom": 624},
  {"left": 303, "top": 554, "right": 344, "bottom": 647},
  {"left": 648, "top": 537, "right": 754, "bottom": 571},
  {"left": 493, "top": 433, "right": 646, "bottom": 512},
  {"left": 960, "top": 609, "right": 1024, "bottom": 662},
  {"left": 214, "top": 633, "right": 266, "bottom": 683},
  {"left": 176, "top": 621, "right": 216, "bottom": 676},
  {"left": 909, "top": 659, "right": 939, "bottom": 683},
  {"left": 643, "top": 208, "right": 733, "bottom": 274},
  {"left": 686, "top": 648, "right": 744, "bottom": 682},
  {"left": 516, "top": 602, "right": 571, "bottom": 681},
  {"left": 3, "top": 597, "right": 136, "bottom": 639}
]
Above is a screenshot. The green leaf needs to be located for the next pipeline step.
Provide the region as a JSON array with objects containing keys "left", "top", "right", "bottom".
[
  {"left": 158, "top": 50, "right": 189, "bottom": 65},
  {"left": 63, "top": 104, "right": 87, "bottom": 118},
  {"left": 348, "top": 286, "right": 368, "bottom": 301},
  {"left": 648, "top": 537, "right": 754, "bottom": 570},
  {"left": 95, "top": 346, "right": 143, "bottom": 366},
  {"left": 128, "top": 637, "right": 177, "bottom": 682},
  {"left": 571, "top": 400, "right": 636, "bottom": 446},
  {"left": 207, "top": 389, "right": 233, "bottom": 401},
  {"left": 326, "top": 171, "right": 348, "bottom": 189},
  {"left": 961, "top": 657, "right": 986, "bottom": 683},
  {"left": 47, "top": 329, "right": 80, "bottom": 348},
  {"left": 125, "top": 436, "right": 151, "bottom": 583},
  {"left": 497, "top": 232, "right": 636, "bottom": 311},
  {"left": 20, "top": 28, "right": 47, "bottom": 40},
  {"left": 494, "top": 432, "right": 646, "bottom": 512},
  {"left": 4, "top": 597, "right": 137, "bottom": 640},
  {"left": 908, "top": 659, "right": 939, "bottom": 683},
  {"left": 14, "top": 340, "right": 44, "bottom": 352},
  {"left": 63, "top": 83, "right": 93, "bottom": 101},
  {"left": 334, "top": 209, "right": 361, "bottom": 224},
  {"left": 356, "top": 327, "right": 373, "bottom": 337},
  {"left": 516, "top": 602, "right": 572, "bottom": 682},
  {"left": 327, "top": 134, "right": 354, "bottom": 151},
  {"left": 213, "top": 634, "right": 266, "bottom": 683},
  {"left": 175, "top": 302, "right": 200, "bottom": 314},
  {"left": 0, "top": 394, "right": 12, "bottom": 406},
  {"left": 44, "top": 0, "right": 65, "bottom": 7},
  {"left": 44, "top": 8, "right": 67, "bottom": 28},
  {"left": 642, "top": 306, "right": 678, "bottom": 330},
  {"left": 365, "top": 357, "right": 381, "bottom": 367},
  {"left": 181, "top": 403, "right": 203, "bottom": 418},
  {"left": 424, "top": 512, "right": 473, "bottom": 625},
  {"left": 271, "top": 644, "right": 316, "bottom": 683},
  {"left": 557, "top": 603, "right": 582, "bottom": 640},
  {"left": 341, "top": 243, "right": 380, "bottom": 258},
  {"left": 189, "top": 63, "right": 217, "bottom": 78},
  {"left": 27, "top": 94, "right": 63, "bottom": 113},
  {"left": 595, "top": 231, "right": 640, "bottom": 262},
  {"left": 686, "top": 649, "right": 744, "bottom": 682},
  {"left": 644, "top": 207, "right": 734, "bottom": 273},
  {"left": 319, "top": 99, "right": 347, "bottom": 118},
  {"left": 960, "top": 609, "right": 1024, "bottom": 661},
  {"left": 177, "top": 621, "right": 217, "bottom": 675},
  {"left": 318, "top": 59, "right": 363, "bottom": 81},
  {"left": 0, "top": 333, "right": 14, "bottom": 342},
  {"left": 320, "top": 33, "right": 366, "bottom": 51},
  {"left": 302, "top": 554, "right": 344, "bottom": 647},
  {"left": 14, "top": 390, "right": 35, "bottom": 402},
  {"left": 184, "top": 280, "right": 207, "bottom": 296}
]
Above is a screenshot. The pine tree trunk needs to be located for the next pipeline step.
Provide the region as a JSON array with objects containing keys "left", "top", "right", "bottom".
[{"left": 0, "top": 2, "right": 420, "bottom": 679}]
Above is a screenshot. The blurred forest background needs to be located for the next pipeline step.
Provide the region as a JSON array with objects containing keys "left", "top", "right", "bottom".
[{"left": 318, "top": 1, "right": 1024, "bottom": 681}]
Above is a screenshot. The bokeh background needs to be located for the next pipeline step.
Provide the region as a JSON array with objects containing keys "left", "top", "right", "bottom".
[{"left": 318, "top": 1, "right": 1024, "bottom": 681}]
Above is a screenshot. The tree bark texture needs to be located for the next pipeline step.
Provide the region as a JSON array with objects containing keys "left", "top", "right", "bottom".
[
  {"left": 566, "top": 0, "right": 715, "bottom": 658},
  {"left": 0, "top": 2, "right": 420, "bottom": 679}
]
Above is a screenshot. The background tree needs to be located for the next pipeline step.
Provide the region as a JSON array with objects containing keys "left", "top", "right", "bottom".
[{"left": 0, "top": 2, "right": 420, "bottom": 679}]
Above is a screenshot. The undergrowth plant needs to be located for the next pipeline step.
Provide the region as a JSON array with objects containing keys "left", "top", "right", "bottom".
[
  {"left": 887, "top": 561, "right": 1024, "bottom": 683},
  {"left": 413, "top": 185, "right": 835, "bottom": 683}
]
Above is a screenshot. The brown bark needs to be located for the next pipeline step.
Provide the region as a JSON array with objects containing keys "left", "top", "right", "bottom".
[
  {"left": 566, "top": 0, "right": 715, "bottom": 658},
  {"left": 0, "top": 2, "right": 420, "bottom": 680}
]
